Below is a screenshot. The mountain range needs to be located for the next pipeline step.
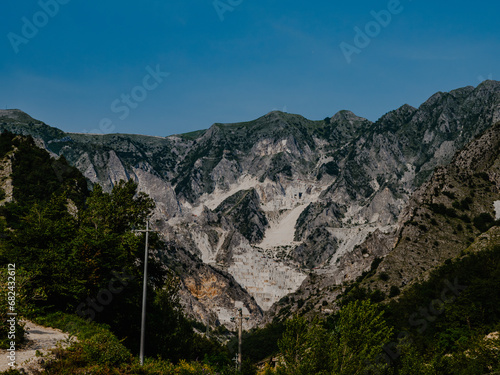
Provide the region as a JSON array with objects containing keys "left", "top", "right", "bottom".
[{"left": 1, "top": 80, "right": 500, "bottom": 329}]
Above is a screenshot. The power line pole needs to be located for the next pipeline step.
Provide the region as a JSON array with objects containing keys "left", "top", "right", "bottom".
[
  {"left": 135, "top": 221, "right": 154, "bottom": 366},
  {"left": 231, "top": 308, "right": 249, "bottom": 372}
]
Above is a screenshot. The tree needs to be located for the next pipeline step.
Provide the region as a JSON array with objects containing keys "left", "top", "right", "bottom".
[
  {"left": 277, "top": 316, "right": 329, "bottom": 375},
  {"left": 397, "top": 341, "right": 435, "bottom": 375},
  {"left": 277, "top": 300, "right": 393, "bottom": 375},
  {"left": 4, "top": 193, "right": 82, "bottom": 311},
  {"left": 328, "top": 299, "right": 393, "bottom": 375}
]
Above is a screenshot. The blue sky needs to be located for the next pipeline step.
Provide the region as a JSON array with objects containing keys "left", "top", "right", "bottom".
[{"left": 1, "top": 1, "right": 499, "bottom": 137}]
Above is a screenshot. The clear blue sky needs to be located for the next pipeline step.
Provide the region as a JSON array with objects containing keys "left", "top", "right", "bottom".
[{"left": 1, "top": 1, "right": 499, "bottom": 137}]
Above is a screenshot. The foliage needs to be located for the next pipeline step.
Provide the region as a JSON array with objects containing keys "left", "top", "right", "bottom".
[
  {"left": 277, "top": 316, "right": 329, "bottom": 375},
  {"left": 277, "top": 300, "right": 393, "bottom": 375},
  {"left": 383, "top": 244, "right": 500, "bottom": 373},
  {"left": 241, "top": 322, "right": 286, "bottom": 363},
  {"left": 0, "top": 134, "right": 230, "bottom": 367},
  {"left": 8, "top": 134, "right": 88, "bottom": 211},
  {"left": 32, "top": 313, "right": 225, "bottom": 374},
  {"left": 1, "top": 180, "right": 155, "bottom": 314},
  {"left": 272, "top": 242, "right": 500, "bottom": 374},
  {"left": 473, "top": 212, "right": 496, "bottom": 232},
  {"left": 389, "top": 285, "right": 400, "bottom": 297},
  {"left": 0, "top": 268, "right": 32, "bottom": 348},
  {"left": 327, "top": 300, "right": 392, "bottom": 375}
]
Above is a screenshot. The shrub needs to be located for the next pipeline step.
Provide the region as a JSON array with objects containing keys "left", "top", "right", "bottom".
[
  {"left": 389, "top": 286, "right": 400, "bottom": 297},
  {"left": 79, "top": 331, "right": 132, "bottom": 366},
  {"left": 370, "top": 290, "right": 386, "bottom": 303},
  {"left": 379, "top": 272, "right": 390, "bottom": 282},
  {"left": 443, "top": 191, "right": 456, "bottom": 199},
  {"left": 473, "top": 213, "right": 495, "bottom": 233}
]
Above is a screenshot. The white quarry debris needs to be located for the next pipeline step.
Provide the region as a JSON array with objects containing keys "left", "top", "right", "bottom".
[
  {"left": 216, "top": 305, "right": 253, "bottom": 331},
  {"left": 258, "top": 177, "right": 330, "bottom": 249},
  {"left": 180, "top": 174, "right": 338, "bottom": 311},
  {"left": 228, "top": 242, "right": 306, "bottom": 311},
  {"left": 191, "top": 174, "right": 261, "bottom": 215},
  {"left": 495, "top": 200, "right": 500, "bottom": 220},
  {"left": 191, "top": 229, "right": 226, "bottom": 264},
  {"left": 259, "top": 203, "right": 308, "bottom": 249},
  {"left": 325, "top": 224, "right": 395, "bottom": 268},
  {"left": 253, "top": 138, "right": 294, "bottom": 157},
  {"left": 215, "top": 306, "right": 240, "bottom": 328}
]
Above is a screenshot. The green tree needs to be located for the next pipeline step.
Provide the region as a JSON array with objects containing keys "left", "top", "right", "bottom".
[
  {"left": 4, "top": 193, "right": 82, "bottom": 311},
  {"left": 277, "top": 316, "right": 329, "bottom": 375},
  {"left": 328, "top": 300, "right": 393, "bottom": 375},
  {"left": 397, "top": 341, "right": 435, "bottom": 375},
  {"left": 277, "top": 300, "right": 393, "bottom": 375}
]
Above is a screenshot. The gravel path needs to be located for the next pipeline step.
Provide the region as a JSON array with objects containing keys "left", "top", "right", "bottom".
[{"left": 0, "top": 320, "right": 72, "bottom": 373}]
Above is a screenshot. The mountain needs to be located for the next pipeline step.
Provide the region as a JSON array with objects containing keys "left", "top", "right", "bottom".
[
  {"left": 364, "top": 119, "right": 500, "bottom": 294},
  {"left": 267, "top": 113, "right": 500, "bottom": 323},
  {"left": 2, "top": 80, "right": 500, "bottom": 328}
]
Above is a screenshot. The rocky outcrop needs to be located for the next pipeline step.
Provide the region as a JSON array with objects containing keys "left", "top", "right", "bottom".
[
  {"left": 362, "top": 121, "right": 500, "bottom": 295},
  {"left": 215, "top": 188, "right": 269, "bottom": 244}
]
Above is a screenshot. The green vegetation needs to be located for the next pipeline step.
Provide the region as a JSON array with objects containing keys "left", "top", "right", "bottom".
[
  {"left": 239, "top": 322, "right": 286, "bottom": 363},
  {"left": 275, "top": 300, "right": 392, "bottom": 375},
  {"left": 176, "top": 129, "right": 207, "bottom": 140},
  {"left": 473, "top": 212, "right": 496, "bottom": 232},
  {"left": 0, "top": 133, "right": 237, "bottom": 373},
  {"left": 23, "top": 313, "right": 230, "bottom": 374},
  {"left": 253, "top": 241, "right": 500, "bottom": 374}
]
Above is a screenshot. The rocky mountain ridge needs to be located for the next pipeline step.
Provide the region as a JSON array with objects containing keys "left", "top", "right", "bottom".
[
  {"left": 266, "top": 121, "right": 500, "bottom": 323},
  {"left": 2, "top": 80, "right": 500, "bottom": 328}
]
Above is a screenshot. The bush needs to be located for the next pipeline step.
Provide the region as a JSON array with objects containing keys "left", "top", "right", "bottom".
[
  {"left": 389, "top": 285, "right": 400, "bottom": 297},
  {"left": 443, "top": 191, "right": 456, "bottom": 199},
  {"left": 379, "top": 272, "right": 390, "bottom": 281},
  {"left": 429, "top": 203, "right": 457, "bottom": 217},
  {"left": 35, "top": 313, "right": 224, "bottom": 374},
  {"left": 79, "top": 331, "right": 132, "bottom": 366},
  {"left": 370, "top": 289, "right": 386, "bottom": 303},
  {"left": 473, "top": 213, "right": 495, "bottom": 233}
]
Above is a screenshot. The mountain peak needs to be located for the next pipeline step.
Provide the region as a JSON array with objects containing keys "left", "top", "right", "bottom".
[
  {"left": 477, "top": 80, "right": 500, "bottom": 89},
  {"left": 377, "top": 104, "right": 417, "bottom": 125},
  {"left": 331, "top": 110, "right": 365, "bottom": 122},
  {"left": 397, "top": 103, "right": 417, "bottom": 113},
  {"left": 265, "top": 110, "right": 287, "bottom": 117},
  {"left": 0, "top": 109, "right": 37, "bottom": 123}
]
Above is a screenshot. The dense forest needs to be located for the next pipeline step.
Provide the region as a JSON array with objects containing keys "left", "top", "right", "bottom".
[{"left": 0, "top": 132, "right": 499, "bottom": 374}]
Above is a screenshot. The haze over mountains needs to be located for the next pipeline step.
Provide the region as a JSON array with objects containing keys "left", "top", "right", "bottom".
[{"left": 1, "top": 80, "right": 500, "bottom": 328}]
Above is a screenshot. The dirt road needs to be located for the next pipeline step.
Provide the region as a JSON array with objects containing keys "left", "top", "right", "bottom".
[{"left": 0, "top": 320, "right": 71, "bottom": 373}]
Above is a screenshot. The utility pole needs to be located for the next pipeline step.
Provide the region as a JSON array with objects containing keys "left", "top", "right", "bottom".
[
  {"left": 134, "top": 221, "right": 154, "bottom": 366},
  {"left": 231, "top": 308, "right": 249, "bottom": 372}
]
